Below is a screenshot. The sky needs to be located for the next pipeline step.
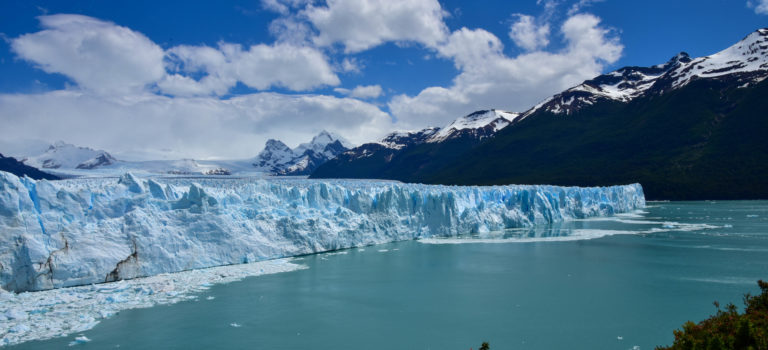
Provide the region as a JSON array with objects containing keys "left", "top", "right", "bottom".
[{"left": 0, "top": 0, "right": 766, "bottom": 160}]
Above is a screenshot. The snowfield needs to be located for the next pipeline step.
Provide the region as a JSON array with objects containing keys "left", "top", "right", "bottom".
[{"left": 0, "top": 171, "right": 645, "bottom": 293}]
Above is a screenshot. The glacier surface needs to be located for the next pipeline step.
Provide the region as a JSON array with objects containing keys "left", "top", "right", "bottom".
[{"left": 0, "top": 171, "right": 645, "bottom": 293}]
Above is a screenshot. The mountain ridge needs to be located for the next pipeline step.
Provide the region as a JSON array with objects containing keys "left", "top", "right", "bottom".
[
  {"left": 311, "top": 109, "right": 520, "bottom": 179},
  {"left": 22, "top": 141, "right": 118, "bottom": 170},
  {"left": 311, "top": 28, "right": 768, "bottom": 200},
  {"left": 252, "top": 130, "right": 351, "bottom": 175},
  {"left": 0, "top": 153, "right": 60, "bottom": 180}
]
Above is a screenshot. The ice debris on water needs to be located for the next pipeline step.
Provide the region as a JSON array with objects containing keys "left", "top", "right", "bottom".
[
  {"left": 0, "top": 259, "right": 305, "bottom": 347},
  {"left": 230, "top": 323, "right": 242, "bottom": 328},
  {"left": 68, "top": 335, "right": 91, "bottom": 346},
  {"left": 0, "top": 172, "right": 644, "bottom": 293}
]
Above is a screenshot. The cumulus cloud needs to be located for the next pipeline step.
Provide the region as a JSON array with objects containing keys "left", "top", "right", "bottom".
[
  {"left": 11, "top": 13, "right": 339, "bottom": 98},
  {"left": 390, "top": 13, "right": 623, "bottom": 129},
  {"left": 11, "top": 14, "right": 165, "bottom": 95},
  {"left": 12, "top": 14, "right": 340, "bottom": 98},
  {"left": 334, "top": 85, "right": 383, "bottom": 99},
  {"left": 159, "top": 42, "right": 340, "bottom": 96},
  {"left": 748, "top": 0, "right": 768, "bottom": 14},
  {"left": 268, "top": 16, "right": 315, "bottom": 45},
  {"left": 3, "top": 14, "right": 386, "bottom": 159},
  {"left": 509, "top": 14, "right": 550, "bottom": 51},
  {"left": 303, "top": 0, "right": 449, "bottom": 53},
  {"left": 0, "top": 91, "right": 394, "bottom": 159},
  {"left": 339, "top": 57, "right": 362, "bottom": 73},
  {"left": 5, "top": 8, "right": 626, "bottom": 158},
  {"left": 438, "top": 28, "right": 504, "bottom": 69}
]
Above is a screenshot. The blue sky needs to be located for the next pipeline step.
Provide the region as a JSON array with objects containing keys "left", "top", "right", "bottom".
[{"left": 0, "top": 0, "right": 766, "bottom": 159}]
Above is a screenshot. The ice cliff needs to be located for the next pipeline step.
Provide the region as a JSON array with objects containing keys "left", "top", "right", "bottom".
[{"left": 0, "top": 171, "right": 645, "bottom": 292}]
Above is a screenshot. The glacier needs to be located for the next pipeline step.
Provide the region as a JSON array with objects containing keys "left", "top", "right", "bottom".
[{"left": 0, "top": 171, "right": 645, "bottom": 293}]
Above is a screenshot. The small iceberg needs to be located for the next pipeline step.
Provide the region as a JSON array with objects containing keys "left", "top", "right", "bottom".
[{"left": 68, "top": 335, "right": 91, "bottom": 346}]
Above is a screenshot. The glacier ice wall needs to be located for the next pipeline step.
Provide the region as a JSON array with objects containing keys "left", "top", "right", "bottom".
[{"left": 0, "top": 171, "right": 645, "bottom": 292}]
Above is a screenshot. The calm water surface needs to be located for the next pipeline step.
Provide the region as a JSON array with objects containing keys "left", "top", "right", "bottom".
[{"left": 11, "top": 201, "right": 768, "bottom": 349}]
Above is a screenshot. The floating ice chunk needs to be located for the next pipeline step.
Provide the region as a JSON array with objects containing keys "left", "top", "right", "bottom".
[
  {"left": 68, "top": 335, "right": 91, "bottom": 346},
  {"left": 0, "top": 259, "right": 304, "bottom": 347},
  {"left": 230, "top": 323, "right": 242, "bottom": 328},
  {"left": 8, "top": 324, "right": 30, "bottom": 333},
  {"left": 4, "top": 309, "right": 28, "bottom": 321},
  {"left": 206, "top": 296, "right": 215, "bottom": 300}
]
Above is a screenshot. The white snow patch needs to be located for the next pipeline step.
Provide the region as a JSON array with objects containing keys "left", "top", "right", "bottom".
[{"left": 428, "top": 110, "right": 521, "bottom": 142}]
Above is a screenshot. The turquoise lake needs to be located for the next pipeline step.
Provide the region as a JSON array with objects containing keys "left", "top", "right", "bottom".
[{"left": 9, "top": 201, "right": 768, "bottom": 349}]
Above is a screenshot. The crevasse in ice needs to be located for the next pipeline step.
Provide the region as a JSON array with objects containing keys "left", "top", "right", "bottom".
[{"left": 0, "top": 171, "right": 645, "bottom": 292}]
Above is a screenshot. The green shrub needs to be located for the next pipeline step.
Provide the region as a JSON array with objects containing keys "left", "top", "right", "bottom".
[{"left": 657, "top": 280, "right": 768, "bottom": 350}]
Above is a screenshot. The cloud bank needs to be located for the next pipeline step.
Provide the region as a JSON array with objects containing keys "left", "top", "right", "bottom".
[
  {"left": 4, "top": 14, "right": 392, "bottom": 159},
  {"left": 2, "top": 1, "right": 625, "bottom": 159}
]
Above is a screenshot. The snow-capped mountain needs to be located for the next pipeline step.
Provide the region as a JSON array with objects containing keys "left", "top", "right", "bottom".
[
  {"left": 311, "top": 109, "right": 521, "bottom": 177},
  {"left": 523, "top": 28, "right": 768, "bottom": 118},
  {"left": 312, "top": 28, "right": 768, "bottom": 197},
  {"left": 342, "top": 109, "right": 519, "bottom": 160},
  {"left": 427, "top": 109, "right": 520, "bottom": 143},
  {"left": 252, "top": 139, "right": 294, "bottom": 172},
  {"left": 23, "top": 141, "right": 118, "bottom": 170},
  {"left": 252, "top": 131, "right": 351, "bottom": 175},
  {"left": 379, "top": 127, "right": 440, "bottom": 150}
]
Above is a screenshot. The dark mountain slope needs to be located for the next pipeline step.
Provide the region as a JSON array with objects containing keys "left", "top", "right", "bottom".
[
  {"left": 426, "top": 78, "right": 768, "bottom": 200},
  {"left": 311, "top": 110, "right": 518, "bottom": 180},
  {"left": 0, "top": 153, "right": 60, "bottom": 180}
]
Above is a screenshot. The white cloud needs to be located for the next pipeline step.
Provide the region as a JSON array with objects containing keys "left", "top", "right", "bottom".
[
  {"left": 3, "top": 14, "right": 387, "bottom": 159},
  {"left": 12, "top": 14, "right": 340, "bottom": 98},
  {"left": 303, "top": 0, "right": 449, "bottom": 53},
  {"left": 339, "top": 57, "right": 362, "bottom": 73},
  {"left": 268, "top": 16, "right": 315, "bottom": 45},
  {"left": 0, "top": 91, "right": 394, "bottom": 159},
  {"left": 11, "top": 14, "right": 165, "bottom": 95},
  {"left": 160, "top": 42, "right": 340, "bottom": 96},
  {"left": 437, "top": 28, "right": 504, "bottom": 69},
  {"left": 748, "top": 0, "right": 768, "bottom": 14},
  {"left": 568, "top": 0, "right": 605, "bottom": 15},
  {"left": 390, "top": 13, "right": 623, "bottom": 129},
  {"left": 160, "top": 45, "right": 235, "bottom": 96},
  {"left": 334, "top": 84, "right": 383, "bottom": 99},
  {"left": 509, "top": 14, "right": 550, "bottom": 51},
  {"left": 261, "top": 0, "right": 312, "bottom": 15},
  {"left": 5, "top": 9, "right": 626, "bottom": 158}
]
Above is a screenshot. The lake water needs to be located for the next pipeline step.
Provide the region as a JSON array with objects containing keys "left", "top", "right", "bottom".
[{"left": 8, "top": 201, "right": 768, "bottom": 349}]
